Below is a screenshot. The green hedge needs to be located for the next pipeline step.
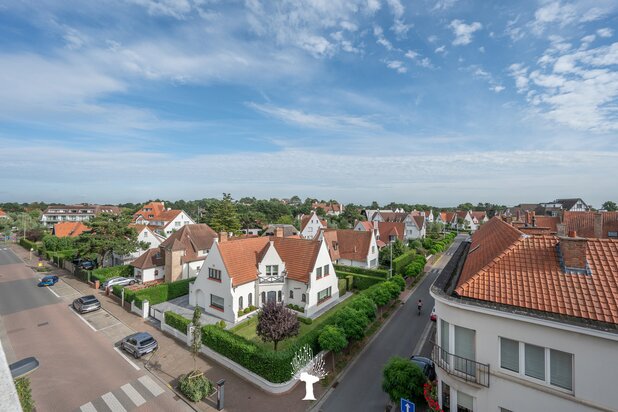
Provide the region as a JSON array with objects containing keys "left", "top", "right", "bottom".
[
  {"left": 392, "top": 250, "right": 417, "bottom": 275},
  {"left": 338, "top": 271, "right": 385, "bottom": 290},
  {"left": 334, "top": 264, "right": 389, "bottom": 278},
  {"left": 19, "top": 238, "right": 41, "bottom": 253},
  {"left": 165, "top": 311, "right": 190, "bottom": 334},
  {"left": 91, "top": 265, "right": 133, "bottom": 284},
  {"left": 132, "top": 278, "right": 193, "bottom": 307},
  {"left": 404, "top": 255, "right": 427, "bottom": 278},
  {"left": 338, "top": 278, "right": 347, "bottom": 296}
]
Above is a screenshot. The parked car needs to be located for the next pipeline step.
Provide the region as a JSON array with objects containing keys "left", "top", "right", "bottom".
[
  {"left": 120, "top": 332, "right": 158, "bottom": 359},
  {"left": 78, "top": 260, "right": 96, "bottom": 270},
  {"left": 410, "top": 355, "right": 436, "bottom": 381},
  {"left": 72, "top": 295, "right": 101, "bottom": 314},
  {"left": 430, "top": 307, "right": 437, "bottom": 322},
  {"left": 100, "top": 277, "right": 137, "bottom": 290},
  {"left": 38, "top": 275, "right": 59, "bottom": 287}
]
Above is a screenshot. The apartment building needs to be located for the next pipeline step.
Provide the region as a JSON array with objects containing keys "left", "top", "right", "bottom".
[{"left": 40, "top": 204, "right": 120, "bottom": 228}]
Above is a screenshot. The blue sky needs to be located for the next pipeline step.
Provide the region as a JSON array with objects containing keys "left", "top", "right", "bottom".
[{"left": 0, "top": 0, "right": 617, "bottom": 207}]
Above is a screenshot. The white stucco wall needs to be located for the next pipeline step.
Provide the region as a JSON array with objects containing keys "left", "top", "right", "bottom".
[
  {"left": 305, "top": 241, "right": 339, "bottom": 317},
  {"left": 432, "top": 294, "right": 618, "bottom": 412},
  {"left": 163, "top": 211, "right": 196, "bottom": 236},
  {"left": 136, "top": 266, "right": 164, "bottom": 283},
  {"left": 191, "top": 244, "right": 235, "bottom": 323},
  {"left": 301, "top": 211, "right": 325, "bottom": 239}
]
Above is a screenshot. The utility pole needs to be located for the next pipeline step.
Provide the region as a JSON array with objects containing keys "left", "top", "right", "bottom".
[{"left": 389, "top": 239, "right": 393, "bottom": 279}]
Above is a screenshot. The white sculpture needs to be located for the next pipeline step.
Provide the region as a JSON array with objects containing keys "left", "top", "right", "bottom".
[{"left": 291, "top": 344, "right": 327, "bottom": 401}]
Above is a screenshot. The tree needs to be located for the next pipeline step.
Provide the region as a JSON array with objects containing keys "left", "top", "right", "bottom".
[
  {"left": 319, "top": 325, "right": 348, "bottom": 372},
  {"left": 334, "top": 307, "right": 369, "bottom": 341},
  {"left": 379, "top": 239, "right": 406, "bottom": 266},
  {"left": 602, "top": 201, "right": 617, "bottom": 211},
  {"left": 276, "top": 214, "right": 294, "bottom": 225},
  {"left": 457, "top": 202, "right": 474, "bottom": 211},
  {"left": 190, "top": 306, "right": 202, "bottom": 371},
  {"left": 76, "top": 213, "right": 147, "bottom": 266},
  {"left": 382, "top": 356, "right": 426, "bottom": 403},
  {"left": 256, "top": 301, "right": 300, "bottom": 350},
  {"left": 208, "top": 193, "right": 241, "bottom": 234}
]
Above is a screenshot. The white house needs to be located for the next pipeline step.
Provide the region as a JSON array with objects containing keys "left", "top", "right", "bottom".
[
  {"left": 321, "top": 229, "right": 379, "bottom": 268},
  {"left": 189, "top": 234, "right": 339, "bottom": 323},
  {"left": 430, "top": 217, "right": 618, "bottom": 412},
  {"left": 300, "top": 211, "right": 327, "bottom": 240},
  {"left": 312, "top": 202, "right": 344, "bottom": 216},
  {"left": 40, "top": 204, "right": 120, "bottom": 228},
  {"left": 403, "top": 214, "right": 426, "bottom": 240},
  {"left": 456, "top": 210, "right": 478, "bottom": 232},
  {"left": 424, "top": 210, "right": 434, "bottom": 223},
  {"left": 131, "top": 224, "right": 217, "bottom": 283},
  {"left": 133, "top": 201, "right": 195, "bottom": 237},
  {"left": 368, "top": 211, "right": 426, "bottom": 241},
  {"left": 109, "top": 224, "right": 166, "bottom": 266}
]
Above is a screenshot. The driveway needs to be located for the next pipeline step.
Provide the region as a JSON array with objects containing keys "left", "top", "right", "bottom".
[
  {"left": 152, "top": 295, "right": 233, "bottom": 327},
  {"left": 316, "top": 235, "right": 467, "bottom": 412}
]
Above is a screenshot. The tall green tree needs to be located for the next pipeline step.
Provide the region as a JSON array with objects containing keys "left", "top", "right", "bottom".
[
  {"left": 602, "top": 201, "right": 617, "bottom": 211},
  {"left": 208, "top": 193, "right": 241, "bottom": 234},
  {"left": 382, "top": 356, "right": 426, "bottom": 403},
  {"left": 319, "top": 325, "right": 348, "bottom": 372},
  {"left": 76, "top": 213, "right": 147, "bottom": 266}
]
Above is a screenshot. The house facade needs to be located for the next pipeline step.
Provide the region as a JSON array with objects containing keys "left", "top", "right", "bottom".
[
  {"left": 110, "top": 224, "right": 166, "bottom": 266},
  {"left": 40, "top": 204, "right": 120, "bottom": 228},
  {"left": 132, "top": 201, "right": 195, "bottom": 237},
  {"left": 300, "top": 211, "right": 327, "bottom": 240},
  {"left": 131, "top": 224, "right": 217, "bottom": 283},
  {"left": 430, "top": 217, "right": 618, "bottom": 412},
  {"left": 312, "top": 202, "right": 344, "bottom": 216},
  {"left": 0, "top": 209, "right": 7, "bottom": 219},
  {"left": 321, "top": 229, "right": 379, "bottom": 268},
  {"left": 189, "top": 235, "right": 338, "bottom": 323}
]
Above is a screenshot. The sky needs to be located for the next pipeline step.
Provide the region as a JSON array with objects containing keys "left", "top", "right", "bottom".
[{"left": 0, "top": 0, "right": 617, "bottom": 208}]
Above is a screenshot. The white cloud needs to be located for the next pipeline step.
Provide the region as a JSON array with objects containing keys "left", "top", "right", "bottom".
[
  {"left": 530, "top": 1, "right": 616, "bottom": 35},
  {"left": 431, "top": 0, "right": 458, "bottom": 12},
  {"left": 449, "top": 20, "right": 482, "bottom": 46},
  {"left": 385, "top": 0, "right": 411, "bottom": 37},
  {"left": 404, "top": 50, "right": 434, "bottom": 68},
  {"left": 478, "top": 46, "right": 485, "bottom": 53},
  {"left": 597, "top": 28, "right": 613, "bottom": 38},
  {"left": 366, "top": 0, "right": 381, "bottom": 14},
  {"left": 427, "top": 35, "right": 438, "bottom": 43},
  {"left": 491, "top": 85, "right": 505, "bottom": 93},
  {"left": 385, "top": 59, "right": 407, "bottom": 73},
  {"left": 373, "top": 25, "right": 394, "bottom": 50},
  {"left": 508, "top": 63, "right": 529, "bottom": 93},
  {"left": 130, "top": 0, "right": 193, "bottom": 19},
  {"left": 435, "top": 45, "right": 446, "bottom": 54},
  {"left": 247, "top": 102, "right": 382, "bottom": 130}
]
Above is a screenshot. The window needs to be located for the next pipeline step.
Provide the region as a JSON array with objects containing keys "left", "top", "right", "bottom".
[
  {"left": 308, "top": 227, "right": 313, "bottom": 233},
  {"left": 248, "top": 293, "right": 252, "bottom": 307},
  {"left": 441, "top": 382, "right": 451, "bottom": 412},
  {"left": 238, "top": 296, "right": 243, "bottom": 310},
  {"left": 323, "top": 265, "right": 329, "bottom": 276},
  {"left": 175, "top": 221, "right": 181, "bottom": 227},
  {"left": 266, "top": 265, "right": 279, "bottom": 277},
  {"left": 609, "top": 231, "right": 618, "bottom": 238},
  {"left": 278, "top": 291, "right": 282, "bottom": 302},
  {"left": 440, "top": 319, "right": 450, "bottom": 365},
  {"left": 210, "top": 294, "right": 224, "bottom": 310},
  {"left": 457, "top": 391, "right": 473, "bottom": 412},
  {"left": 261, "top": 292, "right": 266, "bottom": 304},
  {"left": 499, "top": 408, "right": 514, "bottom": 412},
  {"left": 525, "top": 344, "right": 545, "bottom": 381},
  {"left": 500, "top": 338, "right": 519, "bottom": 372},
  {"left": 550, "top": 349, "right": 573, "bottom": 391},
  {"left": 454, "top": 326, "right": 475, "bottom": 376},
  {"left": 301, "top": 293, "right": 306, "bottom": 303},
  {"left": 372, "top": 246, "right": 376, "bottom": 254},
  {"left": 144, "top": 231, "right": 148, "bottom": 237},
  {"left": 208, "top": 268, "right": 222, "bottom": 281},
  {"left": 289, "top": 290, "right": 294, "bottom": 299},
  {"left": 317, "top": 287, "right": 331, "bottom": 303},
  {"left": 316, "top": 267, "right": 322, "bottom": 278}
]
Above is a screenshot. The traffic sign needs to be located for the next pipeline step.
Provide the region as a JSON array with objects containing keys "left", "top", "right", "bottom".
[{"left": 400, "top": 398, "right": 415, "bottom": 412}]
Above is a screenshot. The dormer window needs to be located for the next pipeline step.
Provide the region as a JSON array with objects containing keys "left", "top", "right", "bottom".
[{"left": 266, "top": 265, "right": 279, "bottom": 277}]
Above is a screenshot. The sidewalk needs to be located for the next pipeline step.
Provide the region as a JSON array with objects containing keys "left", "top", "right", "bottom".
[{"left": 10, "top": 244, "right": 321, "bottom": 412}]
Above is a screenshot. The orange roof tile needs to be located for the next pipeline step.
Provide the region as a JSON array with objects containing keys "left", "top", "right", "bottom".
[
  {"left": 133, "top": 202, "right": 165, "bottom": 220},
  {"left": 0, "top": 209, "right": 7, "bottom": 218},
  {"left": 457, "top": 217, "right": 618, "bottom": 325},
  {"left": 377, "top": 221, "right": 405, "bottom": 242},
  {"left": 323, "top": 229, "right": 372, "bottom": 262},
  {"left": 563, "top": 211, "right": 618, "bottom": 239},
  {"left": 53, "top": 222, "right": 89, "bottom": 238}
]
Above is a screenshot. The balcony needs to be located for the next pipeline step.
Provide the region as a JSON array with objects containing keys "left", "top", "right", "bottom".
[
  {"left": 431, "top": 342, "right": 490, "bottom": 387},
  {"left": 258, "top": 274, "right": 286, "bottom": 284}
]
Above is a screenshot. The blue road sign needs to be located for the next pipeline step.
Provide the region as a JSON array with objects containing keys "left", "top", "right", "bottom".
[{"left": 400, "top": 398, "right": 415, "bottom": 412}]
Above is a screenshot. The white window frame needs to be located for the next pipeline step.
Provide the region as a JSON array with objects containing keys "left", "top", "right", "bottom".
[{"left": 498, "top": 337, "right": 574, "bottom": 394}]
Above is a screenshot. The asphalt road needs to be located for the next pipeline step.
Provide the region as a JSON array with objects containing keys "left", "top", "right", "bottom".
[
  {"left": 0, "top": 246, "right": 191, "bottom": 412},
  {"left": 318, "top": 235, "right": 467, "bottom": 412}
]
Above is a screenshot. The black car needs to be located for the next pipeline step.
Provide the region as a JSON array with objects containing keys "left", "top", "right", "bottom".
[
  {"left": 410, "top": 355, "right": 436, "bottom": 381},
  {"left": 78, "top": 260, "right": 96, "bottom": 270},
  {"left": 72, "top": 295, "right": 101, "bottom": 314}
]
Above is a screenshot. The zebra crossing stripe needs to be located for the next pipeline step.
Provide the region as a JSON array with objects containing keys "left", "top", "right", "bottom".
[
  {"left": 101, "top": 392, "right": 127, "bottom": 412},
  {"left": 121, "top": 383, "right": 146, "bottom": 406},
  {"left": 138, "top": 375, "right": 164, "bottom": 397},
  {"left": 80, "top": 402, "right": 97, "bottom": 412}
]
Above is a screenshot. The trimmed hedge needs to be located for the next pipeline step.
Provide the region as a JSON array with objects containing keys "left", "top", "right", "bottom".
[
  {"left": 337, "top": 271, "right": 385, "bottom": 290},
  {"left": 165, "top": 311, "right": 190, "bottom": 334},
  {"left": 91, "top": 265, "right": 133, "bottom": 284},
  {"left": 298, "top": 316, "right": 313, "bottom": 325},
  {"left": 404, "top": 255, "right": 427, "bottom": 278},
  {"left": 133, "top": 278, "right": 193, "bottom": 307},
  {"left": 334, "top": 264, "right": 389, "bottom": 278},
  {"left": 19, "top": 238, "right": 41, "bottom": 253},
  {"left": 338, "top": 278, "right": 347, "bottom": 296},
  {"left": 392, "top": 250, "right": 417, "bottom": 275}
]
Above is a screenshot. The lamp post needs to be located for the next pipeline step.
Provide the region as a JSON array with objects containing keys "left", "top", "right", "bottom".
[
  {"left": 29, "top": 248, "right": 33, "bottom": 261},
  {"left": 389, "top": 238, "right": 394, "bottom": 279}
]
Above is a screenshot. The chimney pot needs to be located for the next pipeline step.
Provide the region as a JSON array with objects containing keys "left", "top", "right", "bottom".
[
  {"left": 594, "top": 212, "right": 603, "bottom": 238},
  {"left": 559, "top": 235, "right": 588, "bottom": 271},
  {"left": 568, "top": 230, "right": 577, "bottom": 238},
  {"left": 219, "top": 232, "right": 228, "bottom": 243}
]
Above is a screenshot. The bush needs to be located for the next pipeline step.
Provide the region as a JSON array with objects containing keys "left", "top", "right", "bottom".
[
  {"left": 243, "top": 307, "right": 251, "bottom": 314},
  {"left": 384, "top": 281, "right": 401, "bottom": 300},
  {"left": 334, "top": 264, "right": 389, "bottom": 278},
  {"left": 165, "top": 311, "right": 190, "bottom": 334},
  {"left": 391, "top": 275, "right": 406, "bottom": 291},
  {"left": 286, "top": 304, "right": 304, "bottom": 313},
  {"left": 91, "top": 265, "right": 133, "bottom": 284},
  {"left": 298, "top": 317, "right": 313, "bottom": 325},
  {"left": 338, "top": 278, "right": 347, "bottom": 295},
  {"left": 179, "top": 373, "right": 213, "bottom": 402},
  {"left": 217, "top": 320, "right": 226, "bottom": 328},
  {"left": 132, "top": 278, "right": 193, "bottom": 306},
  {"left": 366, "top": 283, "right": 392, "bottom": 307},
  {"left": 382, "top": 356, "right": 426, "bottom": 402},
  {"left": 337, "top": 271, "right": 385, "bottom": 290},
  {"left": 15, "top": 377, "right": 34, "bottom": 412},
  {"left": 237, "top": 309, "right": 244, "bottom": 317},
  {"left": 334, "top": 307, "right": 369, "bottom": 341},
  {"left": 392, "top": 250, "right": 417, "bottom": 275},
  {"left": 348, "top": 295, "right": 377, "bottom": 320}
]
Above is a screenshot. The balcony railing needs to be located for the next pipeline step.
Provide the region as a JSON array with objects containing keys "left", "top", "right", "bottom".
[
  {"left": 431, "top": 342, "right": 490, "bottom": 387},
  {"left": 258, "top": 275, "right": 286, "bottom": 284}
]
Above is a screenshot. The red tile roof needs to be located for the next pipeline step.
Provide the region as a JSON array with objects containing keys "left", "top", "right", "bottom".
[
  {"left": 378, "top": 221, "right": 405, "bottom": 242},
  {"left": 160, "top": 224, "right": 217, "bottom": 263},
  {"left": 217, "top": 236, "right": 322, "bottom": 286},
  {"left": 412, "top": 215, "right": 425, "bottom": 229},
  {"left": 0, "top": 209, "right": 7, "bottom": 218},
  {"left": 131, "top": 248, "right": 165, "bottom": 269},
  {"left": 323, "top": 229, "right": 372, "bottom": 262},
  {"left": 563, "top": 211, "right": 618, "bottom": 239},
  {"left": 470, "top": 211, "right": 487, "bottom": 221},
  {"left": 300, "top": 213, "right": 327, "bottom": 232},
  {"left": 133, "top": 202, "right": 165, "bottom": 220},
  {"left": 356, "top": 221, "right": 374, "bottom": 231},
  {"left": 457, "top": 217, "right": 618, "bottom": 325},
  {"left": 53, "top": 222, "right": 89, "bottom": 238}
]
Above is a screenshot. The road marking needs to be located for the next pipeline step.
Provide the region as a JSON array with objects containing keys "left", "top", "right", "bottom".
[
  {"left": 70, "top": 307, "right": 98, "bottom": 332},
  {"left": 80, "top": 402, "right": 97, "bottom": 412},
  {"left": 138, "top": 375, "right": 164, "bottom": 397},
  {"left": 45, "top": 286, "right": 60, "bottom": 298},
  {"left": 113, "top": 347, "right": 141, "bottom": 371},
  {"left": 101, "top": 392, "right": 127, "bottom": 412},
  {"left": 121, "top": 383, "right": 146, "bottom": 406},
  {"left": 96, "top": 322, "right": 122, "bottom": 332},
  {"left": 413, "top": 317, "right": 434, "bottom": 355}
]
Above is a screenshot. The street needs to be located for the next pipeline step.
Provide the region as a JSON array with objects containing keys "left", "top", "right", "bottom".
[
  {"left": 317, "top": 235, "right": 467, "bottom": 412},
  {"left": 0, "top": 246, "right": 191, "bottom": 412}
]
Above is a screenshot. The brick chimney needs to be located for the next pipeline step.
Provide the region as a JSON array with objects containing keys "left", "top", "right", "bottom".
[
  {"left": 275, "top": 227, "right": 284, "bottom": 238},
  {"left": 219, "top": 232, "right": 228, "bottom": 243},
  {"left": 594, "top": 212, "right": 603, "bottom": 238},
  {"left": 556, "top": 223, "right": 566, "bottom": 236},
  {"left": 558, "top": 231, "right": 588, "bottom": 271}
]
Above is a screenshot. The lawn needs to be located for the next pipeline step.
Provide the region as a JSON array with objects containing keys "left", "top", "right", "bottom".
[{"left": 231, "top": 295, "right": 357, "bottom": 351}]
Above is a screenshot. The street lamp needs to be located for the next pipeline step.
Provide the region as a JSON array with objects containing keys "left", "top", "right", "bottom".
[
  {"left": 29, "top": 248, "right": 33, "bottom": 261},
  {"left": 389, "top": 238, "right": 394, "bottom": 279}
]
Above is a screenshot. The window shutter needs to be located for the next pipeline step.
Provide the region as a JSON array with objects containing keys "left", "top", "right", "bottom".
[
  {"left": 500, "top": 338, "right": 519, "bottom": 372},
  {"left": 525, "top": 344, "right": 545, "bottom": 380},
  {"left": 454, "top": 326, "right": 475, "bottom": 376},
  {"left": 457, "top": 391, "right": 473, "bottom": 410},
  {"left": 550, "top": 349, "right": 573, "bottom": 391},
  {"left": 440, "top": 320, "right": 449, "bottom": 352}
]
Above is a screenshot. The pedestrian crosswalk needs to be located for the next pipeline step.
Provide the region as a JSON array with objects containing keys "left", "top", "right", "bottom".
[{"left": 78, "top": 375, "right": 164, "bottom": 412}]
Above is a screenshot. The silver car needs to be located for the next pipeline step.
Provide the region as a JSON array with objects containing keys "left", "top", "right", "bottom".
[
  {"left": 100, "top": 276, "right": 136, "bottom": 290},
  {"left": 121, "top": 332, "right": 158, "bottom": 359},
  {"left": 72, "top": 295, "right": 101, "bottom": 314}
]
